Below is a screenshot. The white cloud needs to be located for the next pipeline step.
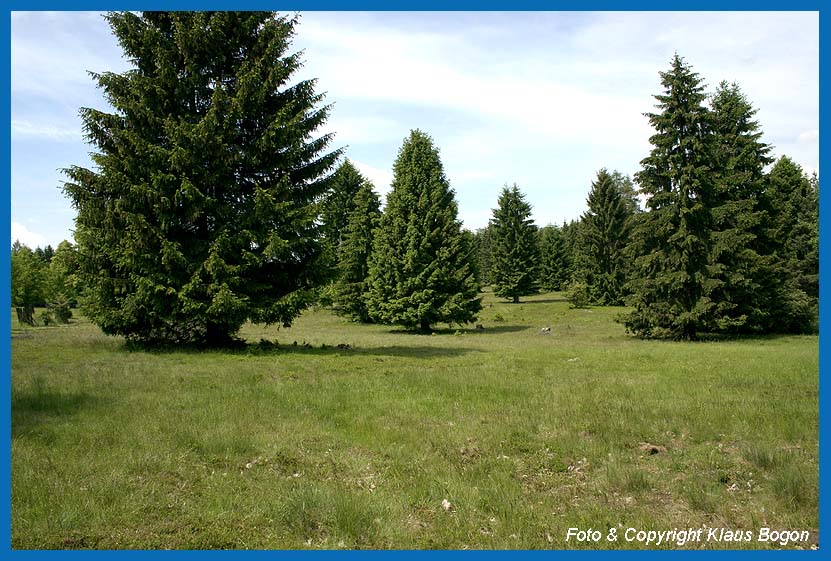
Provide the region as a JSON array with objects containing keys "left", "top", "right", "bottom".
[
  {"left": 12, "top": 119, "right": 79, "bottom": 141},
  {"left": 11, "top": 221, "right": 48, "bottom": 248},
  {"left": 798, "top": 129, "right": 819, "bottom": 143},
  {"left": 352, "top": 159, "right": 394, "bottom": 202}
]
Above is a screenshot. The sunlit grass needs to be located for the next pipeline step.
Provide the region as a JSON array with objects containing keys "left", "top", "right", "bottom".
[{"left": 11, "top": 292, "right": 818, "bottom": 549}]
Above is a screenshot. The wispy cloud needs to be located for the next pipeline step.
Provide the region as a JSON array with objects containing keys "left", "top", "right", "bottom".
[
  {"left": 12, "top": 119, "right": 79, "bottom": 142},
  {"left": 352, "top": 159, "right": 394, "bottom": 202},
  {"left": 11, "top": 221, "right": 48, "bottom": 248}
]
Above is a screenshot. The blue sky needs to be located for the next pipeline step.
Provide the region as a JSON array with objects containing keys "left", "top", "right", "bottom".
[{"left": 10, "top": 11, "right": 819, "bottom": 249}]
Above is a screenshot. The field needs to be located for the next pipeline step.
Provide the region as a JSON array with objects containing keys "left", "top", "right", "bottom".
[{"left": 11, "top": 292, "right": 818, "bottom": 549}]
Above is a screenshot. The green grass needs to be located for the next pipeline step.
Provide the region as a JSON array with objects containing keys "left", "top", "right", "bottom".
[{"left": 11, "top": 292, "right": 818, "bottom": 549}]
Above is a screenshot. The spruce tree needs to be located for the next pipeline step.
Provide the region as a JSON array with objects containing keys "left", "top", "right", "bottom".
[
  {"left": 538, "top": 225, "right": 570, "bottom": 291},
  {"left": 610, "top": 171, "right": 641, "bottom": 214},
  {"left": 321, "top": 159, "right": 369, "bottom": 259},
  {"left": 490, "top": 184, "right": 539, "bottom": 303},
  {"left": 365, "top": 130, "right": 481, "bottom": 332},
  {"left": 579, "top": 168, "right": 633, "bottom": 305},
  {"left": 623, "top": 54, "right": 717, "bottom": 340},
  {"left": 61, "top": 12, "right": 340, "bottom": 345},
  {"left": 473, "top": 225, "right": 496, "bottom": 287},
  {"left": 333, "top": 180, "right": 381, "bottom": 322},
  {"left": 766, "top": 156, "right": 818, "bottom": 332},
  {"left": 707, "top": 82, "right": 777, "bottom": 333},
  {"left": 560, "top": 219, "right": 582, "bottom": 285}
]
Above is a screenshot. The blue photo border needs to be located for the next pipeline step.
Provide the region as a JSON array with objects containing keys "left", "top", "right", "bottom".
[{"left": 2, "top": 1, "right": 825, "bottom": 557}]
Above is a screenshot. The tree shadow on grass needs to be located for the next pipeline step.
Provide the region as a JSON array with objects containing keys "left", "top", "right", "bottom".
[
  {"left": 12, "top": 391, "right": 105, "bottom": 439},
  {"left": 465, "top": 324, "right": 533, "bottom": 334},
  {"left": 127, "top": 340, "right": 476, "bottom": 359},
  {"left": 509, "top": 297, "right": 569, "bottom": 304},
  {"left": 384, "top": 324, "right": 533, "bottom": 335}
]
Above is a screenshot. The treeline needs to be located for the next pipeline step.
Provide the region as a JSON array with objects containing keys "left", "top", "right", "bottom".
[
  {"left": 466, "top": 56, "right": 818, "bottom": 338},
  {"left": 11, "top": 240, "right": 79, "bottom": 325},
  {"left": 30, "top": 13, "right": 816, "bottom": 345}
]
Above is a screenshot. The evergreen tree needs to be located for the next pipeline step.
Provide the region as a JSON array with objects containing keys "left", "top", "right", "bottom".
[
  {"left": 623, "top": 54, "right": 717, "bottom": 340},
  {"left": 610, "top": 171, "right": 641, "bottom": 214},
  {"left": 365, "top": 130, "right": 481, "bottom": 332},
  {"left": 473, "top": 225, "right": 496, "bottom": 287},
  {"left": 707, "top": 82, "right": 777, "bottom": 333},
  {"left": 34, "top": 245, "right": 55, "bottom": 264},
  {"left": 538, "top": 224, "right": 570, "bottom": 291},
  {"left": 321, "top": 159, "right": 369, "bottom": 260},
  {"left": 560, "top": 219, "right": 582, "bottom": 285},
  {"left": 579, "top": 168, "right": 633, "bottom": 305},
  {"left": 765, "top": 156, "right": 818, "bottom": 332},
  {"left": 333, "top": 180, "right": 381, "bottom": 322},
  {"left": 61, "top": 12, "right": 340, "bottom": 345},
  {"left": 490, "top": 184, "right": 539, "bottom": 303}
]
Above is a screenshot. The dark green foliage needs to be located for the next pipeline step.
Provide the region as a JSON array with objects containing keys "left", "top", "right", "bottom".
[
  {"left": 490, "top": 184, "right": 539, "bottom": 303},
  {"left": 321, "top": 159, "right": 369, "bottom": 266},
  {"left": 610, "top": 171, "right": 641, "bottom": 214},
  {"left": 333, "top": 180, "right": 381, "bottom": 322},
  {"left": 578, "top": 168, "right": 633, "bottom": 305},
  {"left": 35, "top": 245, "right": 55, "bottom": 264},
  {"left": 473, "top": 225, "right": 495, "bottom": 286},
  {"left": 537, "top": 225, "right": 570, "bottom": 291},
  {"left": 61, "top": 12, "right": 340, "bottom": 345},
  {"left": 707, "top": 82, "right": 778, "bottom": 333},
  {"left": 365, "top": 130, "right": 481, "bottom": 332},
  {"left": 562, "top": 220, "right": 584, "bottom": 282},
  {"left": 623, "top": 55, "right": 717, "bottom": 340},
  {"left": 765, "top": 157, "right": 818, "bottom": 332}
]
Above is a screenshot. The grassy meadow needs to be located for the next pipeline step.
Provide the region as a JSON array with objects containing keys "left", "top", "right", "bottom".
[{"left": 11, "top": 292, "right": 818, "bottom": 549}]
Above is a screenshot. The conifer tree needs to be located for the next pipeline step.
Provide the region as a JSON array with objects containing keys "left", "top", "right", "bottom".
[
  {"left": 333, "top": 180, "right": 381, "bottom": 322},
  {"left": 473, "top": 225, "right": 496, "bottom": 286},
  {"left": 61, "top": 12, "right": 340, "bottom": 345},
  {"left": 579, "top": 168, "right": 633, "bottom": 305},
  {"left": 538, "top": 225, "right": 570, "bottom": 291},
  {"left": 707, "top": 82, "right": 777, "bottom": 332},
  {"left": 365, "top": 130, "right": 481, "bottom": 332},
  {"left": 610, "top": 171, "right": 641, "bottom": 214},
  {"left": 765, "top": 156, "right": 819, "bottom": 332},
  {"left": 490, "top": 184, "right": 539, "bottom": 303},
  {"left": 321, "top": 159, "right": 369, "bottom": 260},
  {"left": 623, "top": 54, "right": 717, "bottom": 340},
  {"left": 560, "top": 219, "right": 582, "bottom": 284}
]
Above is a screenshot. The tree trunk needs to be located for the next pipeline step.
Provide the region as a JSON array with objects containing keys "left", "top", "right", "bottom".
[
  {"left": 205, "top": 322, "right": 233, "bottom": 347},
  {"left": 419, "top": 318, "right": 431, "bottom": 333},
  {"left": 16, "top": 306, "right": 35, "bottom": 326},
  {"left": 512, "top": 295, "right": 519, "bottom": 304}
]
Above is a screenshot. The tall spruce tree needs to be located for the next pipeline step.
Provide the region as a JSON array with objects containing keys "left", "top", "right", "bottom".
[
  {"left": 538, "top": 224, "right": 570, "bottom": 291},
  {"left": 62, "top": 12, "right": 340, "bottom": 345},
  {"left": 322, "top": 159, "right": 368, "bottom": 258},
  {"left": 623, "top": 54, "right": 717, "bottom": 340},
  {"left": 610, "top": 171, "right": 641, "bottom": 214},
  {"left": 490, "top": 184, "right": 539, "bottom": 303},
  {"left": 766, "top": 156, "right": 819, "bottom": 332},
  {"left": 365, "top": 130, "right": 481, "bottom": 332},
  {"left": 473, "top": 225, "right": 496, "bottom": 287},
  {"left": 579, "top": 168, "right": 633, "bottom": 305},
  {"left": 707, "top": 82, "right": 777, "bottom": 333},
  {"left": 333, "top": 180, "right": 381, "bottom": 322}
]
